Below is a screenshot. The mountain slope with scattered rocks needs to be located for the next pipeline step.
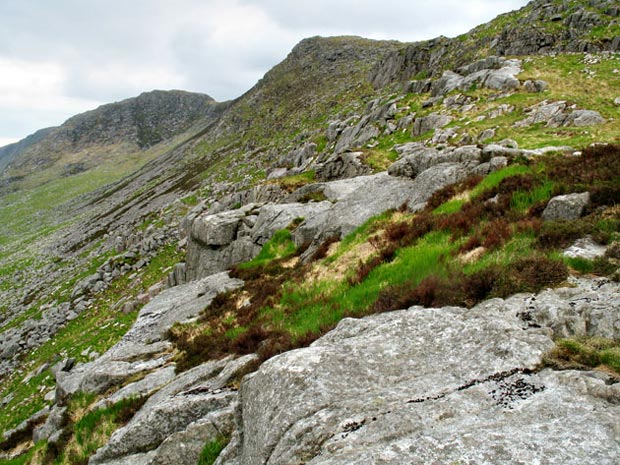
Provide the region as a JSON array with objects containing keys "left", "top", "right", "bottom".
[{"left": 1, "top": 1, "right": 620, "bottom": 464}]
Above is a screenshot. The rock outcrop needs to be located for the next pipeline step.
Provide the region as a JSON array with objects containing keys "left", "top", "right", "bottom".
[
  {"left": 220, "top": 278, "right": 620, "bottom": 465},
  {"left": 515, "top": 101, "right": 605, "bottom": 128},
  {"left": 370, "top": 0, "right": 620, "bottom": 89}
]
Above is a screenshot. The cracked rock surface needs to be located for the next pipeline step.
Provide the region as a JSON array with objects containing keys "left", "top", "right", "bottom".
[{"left": 222, "top": 278, "right": 620, "bottom": 465}]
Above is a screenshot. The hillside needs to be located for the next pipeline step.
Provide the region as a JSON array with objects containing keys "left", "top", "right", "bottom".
[
  {"left": 1, "top": 0, "right": 620, "bottom": 464},
  {"left": 0, "top": 90, "right": 220, "bottom": 193}
]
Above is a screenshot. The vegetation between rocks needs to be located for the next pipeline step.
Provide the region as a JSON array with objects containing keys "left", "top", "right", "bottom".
[{"left": 169, "top": 144, "right": 619, "bottom": 371}]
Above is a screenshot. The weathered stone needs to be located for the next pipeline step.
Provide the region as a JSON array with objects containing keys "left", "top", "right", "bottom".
[
  {"left": 568, "top": 109, "right": 605, "bottom": 126},
  {"left": 516, "top": 101, "right": 605, "bottom": 128},
  {"left": 314, "top": 152, "right": 371, "bottom": 181},
  {"left": 119, "top": 273, "right": 244, "bottom": 346},
  {"left": 406, "top": 79, "right": 432, "bottom": 94},
  {"left": 478, "top": 128, "right": 496, "bottom": 142},
  {"left": 334, "top": 116, "right": 381, "bottom": 153},
  {"left": 32, "top": 406, "right": 67, "bottom": 443},
  {"left": 250, "top": 202, "right": 333, "bottom": 246},
  {"left": 94, "top": 366, "right": 177, "bottom": 410},
  {"left": 411, "top": 112, "right": 453, "bottom": 137},
  {"left": 1, "top": 407, "right": 49, "bottom": 445},
  {"left": 564, "top": 236, "right": 608, "bottom": 260},
  {"left": 388, "top": 145, "right": 481, "bottom": 178},
  {"left": 90, "top": 355, "right": 257, "bottom": 465},
  {"left": 518, "top": 277, "right": 620, "bottom": 340},
  {"left": 482, "top": 143, "right": 523, "bottom": 159},
  {"left": 542, "top": 192, "right": 590, "bottom": 221},
  {"left": 191, "top": 211, "right": 245, "bottom": 247},
  {"left": 523, "top": 79, "right": 549, "bottom": 92},
  {"left": 267, "top": 168, "right": 288, "bottom": 180},
  {"left": 148, "top": 408, "right": 235, "bottom": 465},
  {"left": 224, "top": 279, "right": 620, "bottom": 465}
]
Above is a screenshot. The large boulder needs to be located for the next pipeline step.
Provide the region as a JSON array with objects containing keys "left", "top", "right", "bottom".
[
  {"left": 516, "top": 101, "right": 605, "bottom": 128},
  {"left": 222, "top": 278, "right": 620, "bottom": 465},
  {"left": 388, "top": 145, "right": 481, "bottom": 178},
  {"left": 542, "top": 192, "right": 590, "bottom": 221},
  {"left": 431, "top": 58, "right": 522, "bottom": 97},
  {"left": 119, "top": 272, "right": 244, "bottom": 347}
]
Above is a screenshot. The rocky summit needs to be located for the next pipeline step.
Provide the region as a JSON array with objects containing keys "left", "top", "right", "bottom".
[{"left": 1, "top": 1, "right": 620, "bottom": 464}]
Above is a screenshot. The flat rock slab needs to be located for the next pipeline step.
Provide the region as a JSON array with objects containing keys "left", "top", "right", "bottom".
[
  {"left": 564, "top": 236, "right": 607, "bottom": 260},
  {"left": 56, "top": 273, "right": 243, "bottom": 403},
  {"left": 118, "top": 272, "right": 244, "bottom": 346},
  {"left": 304, "top": 369, "right": 620, "bottom": 465},
  {"left": 226, "top": 279, "right": 620, "bottom": 465}
]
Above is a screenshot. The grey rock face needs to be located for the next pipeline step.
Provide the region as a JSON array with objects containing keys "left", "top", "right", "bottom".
[
  {"left": 90, "top": 354, "right": 257, "bottom": 465},
  {"left": 523, "top": 79, "right": 549, "bottom": 92},
  {"left": 120, "top": 272, "right": 244, "bottom": 347},
  {"left": 564, "top": 236, "right": 608, "bottom": 260},
  {"left": 388, "top": 145, "right": 481, "bottom": 178},
  {"left": 411, "top": 112, "right": 453, "bottom": 137},
  {"left": 191, "top": 211, "right": 245, "bottom": 247},
  {"left": 569, "top": 109, "right": 606, "bottom": 126},
  {"left": 517, "top": 277, "right": 620, "bottom": 340},
  {"left": 55, "top": 273, "right": 243, "bottom": 404},
  {"left": 55, "top": 344, "right": 172, "bottom": 405},
  {"left": 186, "top": 202, "right": 333, "bottom": 281},
  {"left": 430, "top": 58, "right": 522, "bottom": 97},
  {"left": 32, "top": 406, "right": 67, "bottom": 443},
  {"left": 314, "top": 152, "right": 371, "bottom": 181},
  {"left": 224, "top": 278, "right": 620, "bottom": 465},
  {"left": 331, "top": 98, "right": 401, "bottom": 154},
  {"left": 515, "top": 101, "right": 605, "bottom": 128},
  {"left": 542, "top": 192, "right": 590, "bottom": 221},
  {"left": 94, "top": 366, "right": 177, "bottom": 410}
]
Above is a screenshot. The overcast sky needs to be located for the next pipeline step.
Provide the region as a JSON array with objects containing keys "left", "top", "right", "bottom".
[{"left": 0, "top": 0, "right": 528, "bottom": 147}]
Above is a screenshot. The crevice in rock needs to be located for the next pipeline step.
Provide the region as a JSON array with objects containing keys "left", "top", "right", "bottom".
[{"left": 407, "top": 368, "right": 534, "bottom": 404}]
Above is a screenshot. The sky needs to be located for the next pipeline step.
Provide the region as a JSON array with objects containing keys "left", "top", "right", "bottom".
[{"left": 0, "top": 0, "right": 529, "bottom": 147}]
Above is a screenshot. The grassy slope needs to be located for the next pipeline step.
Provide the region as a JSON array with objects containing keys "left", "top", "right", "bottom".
[
  {"left": 2, "top": 18, "right": 620, "bottom": 463},
  {"left": 169, "top": 143, "right": 619, "bottom": 373}
]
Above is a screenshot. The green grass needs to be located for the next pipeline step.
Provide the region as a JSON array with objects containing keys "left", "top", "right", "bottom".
[
  {"left": 72, "top": 397, "right": 145, "bottom": 458},
  {"left": 511, "top": 179, "right": 555, "bottom": 211},
  {"left": 546, "top": 337, "right": 620, "bottom": 375},
  {"left": 433, "top": 199, "right": 465, "bottom": 215},
  {"left": 471, "top": 165, "right": 531, "bottom": 197},
  {"left": 198, "top": 437, "right": 228, "bottom": 465},
  {"left": 561, "top": 256, "right": 595, "bottom": 274},
  {"left": 270, "top": 171, "right": 316, "bottom": 192},
  {"left": 270, "top": 231, "right": 453, "bottom": 338},
  {"left": 431, "top": 165, "right": 532, "bottom": 215},
  {"left": 0, "top": 442, "right": 45, "bottom": 465},
  {"left": 237, "top": 229, "right": 296, "bottom": 270},
  {"left": 0, "top": 243, "right": 182, "bottom": 435},
  {"left": 360, "top": 148, "right": 399, "bottom": 172},
  {"left": 324, "top": 211, "right": 393, "bottom": 265}
]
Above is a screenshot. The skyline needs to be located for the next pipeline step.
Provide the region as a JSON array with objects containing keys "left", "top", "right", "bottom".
[{"left": 0, "top": 0, "right": 528, "bottom": 147}]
